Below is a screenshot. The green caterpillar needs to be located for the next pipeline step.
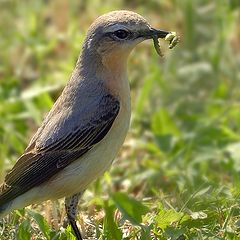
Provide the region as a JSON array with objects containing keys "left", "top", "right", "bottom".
[{"left": 153, "top": 32, "right": 180, "bottom": 57}]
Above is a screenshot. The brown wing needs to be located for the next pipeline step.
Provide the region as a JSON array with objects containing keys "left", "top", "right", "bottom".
[{"left": 0, "top": 94, "right": 120, "bottom": 205}]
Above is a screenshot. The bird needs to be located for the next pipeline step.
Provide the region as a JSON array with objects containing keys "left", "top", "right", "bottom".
[{"left": 0, "top": 10, "right": 176, "bottom": 239}]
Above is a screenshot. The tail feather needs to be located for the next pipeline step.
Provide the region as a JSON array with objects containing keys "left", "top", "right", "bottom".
[
  {"left": 0, "top": 183, "right": 13, "bottom": 218},
  {"left": 0, "top": 202, "right": 11, "bottom": 219},
  {"left": 0, "top": 183, "right": 42, "bottom": 219}
]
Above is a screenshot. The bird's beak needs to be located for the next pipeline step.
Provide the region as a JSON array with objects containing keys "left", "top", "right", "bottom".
[{"left": 139, "top": 28, "right": 170, "bottom": 40}]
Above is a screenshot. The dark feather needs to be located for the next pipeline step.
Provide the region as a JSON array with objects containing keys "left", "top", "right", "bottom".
[{"left": 0, "top": 94, "right": 120, "bottom": 205}]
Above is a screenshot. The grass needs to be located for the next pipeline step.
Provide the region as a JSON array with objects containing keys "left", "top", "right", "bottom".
[{"left": 0, "top": 0, "right": 240, "bottom": 239}]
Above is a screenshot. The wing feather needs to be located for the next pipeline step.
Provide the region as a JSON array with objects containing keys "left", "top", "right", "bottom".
[{"left": 0, "top": 94, "right": 120, "bottom": 205}]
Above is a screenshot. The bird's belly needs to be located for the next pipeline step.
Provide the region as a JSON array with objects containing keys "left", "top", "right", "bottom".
[{"left": 36, "top": 104, "right": 131, "bottom": 200}]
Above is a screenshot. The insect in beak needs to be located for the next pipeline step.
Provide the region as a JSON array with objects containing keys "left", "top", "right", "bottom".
[{"left": 140, "top": 28, "right": 180, "bottom": 57}]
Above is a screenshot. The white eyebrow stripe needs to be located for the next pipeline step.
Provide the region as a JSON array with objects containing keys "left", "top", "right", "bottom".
[{"left": 103, "top": 24, "right": 130, "bottom": 33}]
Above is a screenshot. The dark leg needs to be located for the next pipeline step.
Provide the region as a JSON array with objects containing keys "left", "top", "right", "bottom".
[{"left": 65, "top": 192, "right": 84, "bottom": 240}]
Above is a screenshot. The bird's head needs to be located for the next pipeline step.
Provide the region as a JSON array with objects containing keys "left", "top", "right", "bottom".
[{"left": 82, "top": 10, "right": 171, "bottom": 71}]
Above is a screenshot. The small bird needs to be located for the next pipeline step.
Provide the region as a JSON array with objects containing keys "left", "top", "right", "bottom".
[{"left": 0, "top": 10, "right": 177, "bottom": 239}]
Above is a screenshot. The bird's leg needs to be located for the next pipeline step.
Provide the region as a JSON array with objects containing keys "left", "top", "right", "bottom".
[{"left": 65, "top": 191, "right": 84, "bottom": 240}]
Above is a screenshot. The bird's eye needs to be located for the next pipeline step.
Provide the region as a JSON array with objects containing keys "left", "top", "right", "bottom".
[{"left": 113, "top": 30, "right": 129, "bottom": 39}]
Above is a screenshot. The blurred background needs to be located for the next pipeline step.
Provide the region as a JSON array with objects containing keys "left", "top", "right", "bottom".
[{"left": 0, "top": 0, "right": 240, "bottom": 239}]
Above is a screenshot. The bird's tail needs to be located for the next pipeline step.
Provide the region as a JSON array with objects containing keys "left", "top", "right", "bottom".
[
  {"left": 0, "top": 200, "right": 12, "bottom": 219},
  {"left": 0, "top": 184, "right": 12, "bottom": 219}
]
